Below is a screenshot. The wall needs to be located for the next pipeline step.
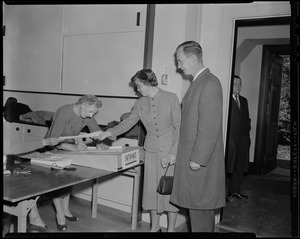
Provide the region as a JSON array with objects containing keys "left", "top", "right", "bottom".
[
  {"left": 197, "top": 2, "right": 290, "bottom": 140},
  {"left": 240, "top": 46, "right": 263, "bottom": 162},
  {"left": 146, "top": 2, "right": 290, "bottom": 143}
]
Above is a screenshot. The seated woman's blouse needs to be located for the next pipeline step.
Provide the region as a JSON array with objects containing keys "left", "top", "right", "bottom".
[{"left": 46, "top": 103, "right": 101, "bottom": 138}]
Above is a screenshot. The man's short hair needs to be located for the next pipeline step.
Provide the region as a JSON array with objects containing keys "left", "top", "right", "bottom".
[{"left": 177, "top": 41, "right": 203, "bottom": 60}]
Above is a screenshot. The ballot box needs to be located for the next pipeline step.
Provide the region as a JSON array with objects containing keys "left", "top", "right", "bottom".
[{"left": 51, "top": 146, "right": 142, "bottom": 172}]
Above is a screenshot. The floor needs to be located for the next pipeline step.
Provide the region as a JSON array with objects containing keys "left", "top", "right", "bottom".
[
  {"left": 216, "top": 172, "right": 291, "bottom": 237},
  {"left": 3, "top": 164, "right": 293, "bottom": 238}
]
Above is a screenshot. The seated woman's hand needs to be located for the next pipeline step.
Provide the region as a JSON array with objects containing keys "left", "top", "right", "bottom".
[
  {"left": 76, "top": 142, "right": 88, "bottom": 151},
  {"left": 96, "top": 143, "right": 110, "bottom": 150},
  {"left": 43, "top": 137, "right": 63, "bottom": 146}
]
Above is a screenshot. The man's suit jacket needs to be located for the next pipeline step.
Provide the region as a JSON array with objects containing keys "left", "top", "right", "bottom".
[
  {"left": 226, "top": 95, "right": 251, "bottom": 173},
  {"left": 170, "top": 68, "right": 226, "bottom": 210}
]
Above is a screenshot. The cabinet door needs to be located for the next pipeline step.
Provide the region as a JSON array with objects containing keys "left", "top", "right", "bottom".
[
  {"left": 3, "top": 37, "right": 63, "bottom": 92},
  {"left": 64, "top": 4, "right": 146, "bottom": 35},
  {"left": 3, "top": 4, "right": 63, "bottom": 92},
  {"left": 3, "top": 122, "right": 24, "bottom": 142},
  {"left": 3, "top": 4, "right": 62, "bottom": 39},
  {"left": 23, "top": 125, "right": 49, "bottom": 141},
  {"left": 62, "top": 31, "right": 144, "bottom": 96}
]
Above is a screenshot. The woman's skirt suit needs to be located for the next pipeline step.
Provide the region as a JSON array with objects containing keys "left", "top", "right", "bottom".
[{"left": 109, "top": 89, "right": 181, "bottom": 213}]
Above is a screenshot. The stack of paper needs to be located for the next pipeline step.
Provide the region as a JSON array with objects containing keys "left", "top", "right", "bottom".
[{"left": 29, "top": 152, "right": 72, "bottom": 167}]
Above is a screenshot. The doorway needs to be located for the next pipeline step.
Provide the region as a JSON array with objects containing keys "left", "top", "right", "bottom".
[{"left": 228, "top": 16, "right": 290, "bottom": 176}]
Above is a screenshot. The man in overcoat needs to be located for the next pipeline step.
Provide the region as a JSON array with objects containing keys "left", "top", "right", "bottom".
[
  {"left": 170, "top": 41, "right": 226, "bottom": 232},
  {"left": 226, "top": 75, "right": 251, "bottom": 200}
]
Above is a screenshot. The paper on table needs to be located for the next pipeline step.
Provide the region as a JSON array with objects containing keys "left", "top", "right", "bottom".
[
  {"left": 59, "top": 131, "right": 101, "bottom": 140},
  {"left": 87, "top": 146, "right": 122, "bottom": 150},
  {"left": 31, "top": 158, "right": 72, "bottom": 167},
  {"left": 28, "top": 151, "right": 72, "bottom": 167},
  {"left": 84, "top": 146, "right": 123, "bottom": 152}
]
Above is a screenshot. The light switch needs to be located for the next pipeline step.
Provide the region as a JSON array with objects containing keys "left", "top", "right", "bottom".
[{"left": 161, "top": 74, "right": 168, "bottom": 85}]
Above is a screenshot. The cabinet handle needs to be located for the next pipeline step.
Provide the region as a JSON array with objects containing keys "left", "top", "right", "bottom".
[
  {"left": 27, "top": 129, "right": 31, "bottom": 133},
  {"left": 136, "top": 12, "right": 140, "bottom": 26}
]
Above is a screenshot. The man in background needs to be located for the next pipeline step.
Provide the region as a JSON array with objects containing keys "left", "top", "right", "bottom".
[{"left": 226, "top": 75, "right": 251, "bottom": 201}]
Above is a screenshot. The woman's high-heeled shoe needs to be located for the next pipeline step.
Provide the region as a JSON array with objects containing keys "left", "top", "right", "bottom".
[
  {"left": 65, "top": 215, "right": 79, "bottom": 221},
  {"left": 55, "top": 217, "right": 67, "bottom": 231}
]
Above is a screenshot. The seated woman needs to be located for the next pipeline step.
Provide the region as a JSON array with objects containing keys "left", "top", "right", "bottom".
[
  {"left": 46, "top": 94, "right": 108, "bottom": 231},
  {"left": 4, "top": 133, "right": 62, "bottom": 233}
]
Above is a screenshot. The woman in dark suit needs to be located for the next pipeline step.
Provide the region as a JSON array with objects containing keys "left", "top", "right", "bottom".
[{"left": 226, "top": 75, "right": 251, "bottom": 200}]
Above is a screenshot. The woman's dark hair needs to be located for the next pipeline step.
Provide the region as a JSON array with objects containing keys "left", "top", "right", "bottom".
[{"left": 131, "top": 69, "right": 158, "bottom": 86}]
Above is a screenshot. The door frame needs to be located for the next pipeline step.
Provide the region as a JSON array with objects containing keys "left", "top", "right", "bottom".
[{"left": 229, "top": 16, "right": 291, "bottom": 175}]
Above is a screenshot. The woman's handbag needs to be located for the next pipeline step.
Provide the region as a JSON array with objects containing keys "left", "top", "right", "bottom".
[{"left": 157, "top": 162, "right": 174, "bottom": 195}]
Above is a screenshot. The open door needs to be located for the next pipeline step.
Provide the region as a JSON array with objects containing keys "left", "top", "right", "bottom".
[{"left": 256, "top": 46, "right": 283, "bottom": 175}]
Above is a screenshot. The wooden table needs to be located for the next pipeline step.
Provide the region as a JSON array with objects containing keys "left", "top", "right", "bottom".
[{"left": 3, "top": 161, "right": 143, "bottom": 232}]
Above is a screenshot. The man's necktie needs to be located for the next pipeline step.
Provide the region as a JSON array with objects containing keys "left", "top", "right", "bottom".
[{"left": 235, "top": 95, "right": 240, "bottom": 109}]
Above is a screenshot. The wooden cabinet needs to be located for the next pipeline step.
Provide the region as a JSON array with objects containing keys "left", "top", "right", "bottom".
[
  {"left": 62, "top": 4, "right": 146, "bottom": 97},
  {"left": 3, "top": 4, "right": 147, "bottom": 96}
]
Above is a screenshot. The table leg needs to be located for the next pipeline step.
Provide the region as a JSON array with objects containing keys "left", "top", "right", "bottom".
[
  {"left": 91, "top": 178, "right": 99, "bottom": 218},
  {"left": 131, "top": 166, "right": 141, "bottom": 230},
  {"left": 3, "top": 197, "right": 39, "bottom": 233},
  {"left": 17, "top": 204, "right": 27, "bottom": 233}
]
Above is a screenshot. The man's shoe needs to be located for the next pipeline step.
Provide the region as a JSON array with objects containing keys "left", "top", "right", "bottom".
[
  {"left": 27, "top": 224, "right": 56, "bottom": 233},
  {"left": 226, "top": 196, "right": 233, "bottom": 203},
  {"left": 232, "top": 193, "right": 248, "bottom": 199}
]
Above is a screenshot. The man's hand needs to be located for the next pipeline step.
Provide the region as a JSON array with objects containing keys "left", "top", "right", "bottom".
[{"left": 189, "top": 161, "right": 202, "bottom": 171}]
